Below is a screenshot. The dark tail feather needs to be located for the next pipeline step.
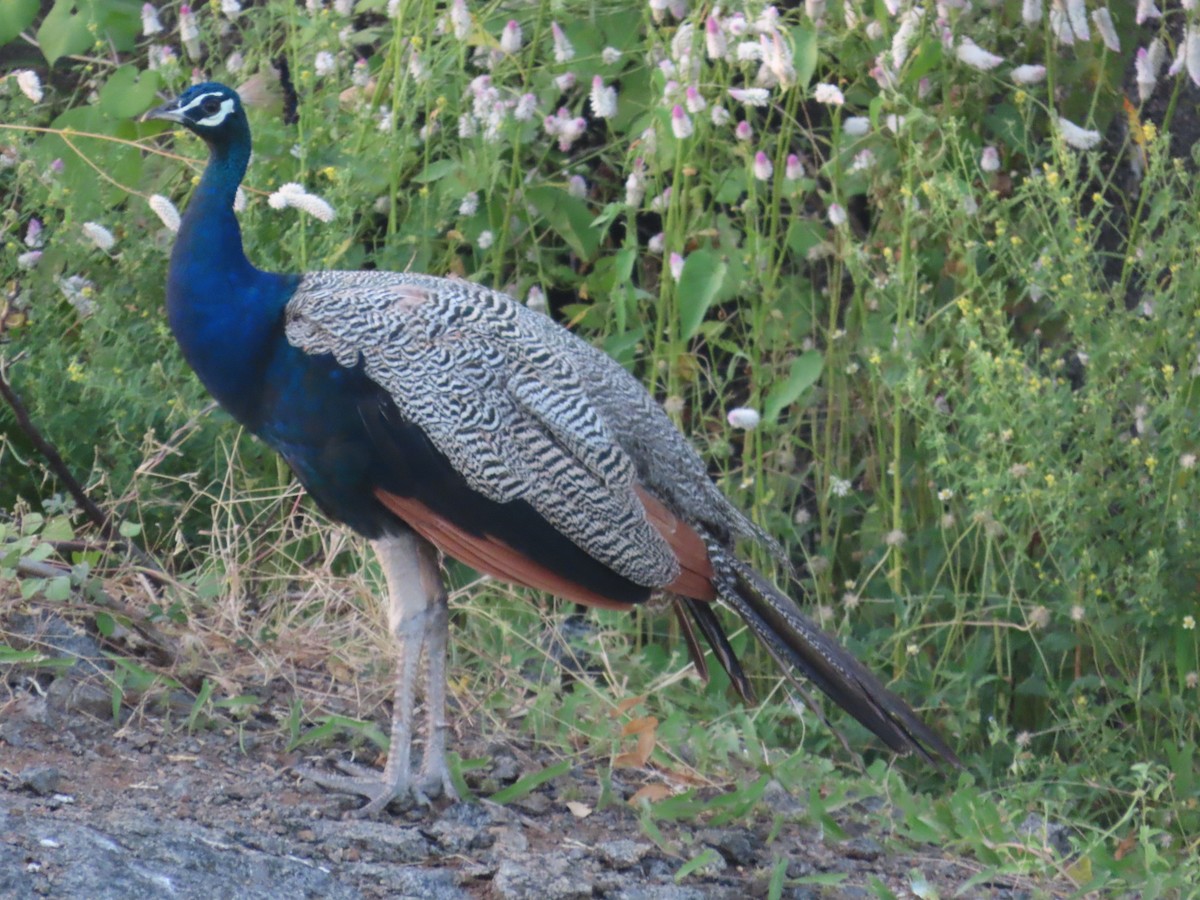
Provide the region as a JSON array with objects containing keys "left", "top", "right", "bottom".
[
  {"left": 678, "top": 597, "right": 757, "bottom": 704},
  {"left": 701, "top": 543, "right": 960, "bottom": 767}
]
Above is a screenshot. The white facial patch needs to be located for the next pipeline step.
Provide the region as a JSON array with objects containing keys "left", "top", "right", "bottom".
[{"left": 180, "top": 92, "right": 236, "bottom": 127}]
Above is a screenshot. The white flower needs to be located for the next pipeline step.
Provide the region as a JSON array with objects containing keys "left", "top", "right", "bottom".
[
  {"left": 333, "top": 0, "right": 353, "bottom": 14},
  {"left": 813, "top": 82, "right": 844, "bottom": 105},
  {"left": 829, "top": 476, "right": 852, "bottom": 497},
  {"left": 1057, "top": 116, "right": 1101, "bottom": 150},
  {"left": 828, "top": 203, "right": 847, "bottom": 227},
  {"left": 514, "top": 93, "right": 537, "bottom": 122},
  {"left": 843, "top": 116, "right": 870, "bottom": 136},
  {"left": 670, "top": 104, "right": 693, "bottom": 139},
  {"left": 82, "top": 222, "right": 116, "bottom": 251},
  {"left": 477, "top": 229, "right": 494, "bottom": 250},
  {"left": 221, "top": 0, "right": 241, "bottom": 18},
  {"left": 785, "top": 154, "right": 804, "bottom": 180},
  {"left": 1136, "top": 47, "right": 1160, "bottom": 101},
  {"left": 685, "top": 86, "right": 706, "bottom": 113},
  {"left": 141, "top": 3, "right": 164, "bottom": 35},
  {"left": 1181, "top": 453, "right": 1197, "bottom": 470},
  {"left": 1091, "top": 8, "right": 1119, "bottom": 52},
  {"left": 601, "top": 47, "right": 622, "bottom": 65},
  {"left": 727, "top": 87, "right": 770, "bottom": 106},
  {"left": 567, "top": 175, "right": 588, "bottom": 198},
  {"left": 15, "top": 70, "right": 42, "bottom": 103},
  {"left": 710, "top": 105, "right": 731, "bottom": 126},
  {"left": 314, "top": 51, "right": 336, "bottom": 77},
  {"left": 892, "top": 8, "right": 921, "bottom": 69},
  {"left": 226, "top": 51, "right": 245, "bottom": 74},
  {"left": 956, "top": 38, "right": 1004, "bottom": 71},
  {"left": 148, "top": 194, "right": 181, "bottom": 232},
  {"left": 1135, "top": 0, "right": 1161, "bottom": 24},
  {"left": 1022, "top": 0, "right": 1042, "bottom": 25},
  {"left": 726, "top": 407, "right": 761, "bottom": 430},
  {"left": 459, "top": 192, "right": 479, "bottom": 216},
  {"left": 526, "top": 285, "right": 547, "bottom": 313},
  {"left": 550, "top": 22, "right": 574, "bottom": 63},
  {"left": 759, "top": 32, "right": 795, "bottom": 87},
  {"left": 57, "top": 275, "right": 96, "bottom": 317},
  {"left": 705, "top": 16, "right": 727, "bottom": 59},
  {"left": 449, "top": 0, "right": 470, "bottom": 39},
  {"left": 625, "top": 164, "right": 645, "bottom": 207},
  {"left": 1188, "top": 28, "right": 1200, "bottom": 88},
  {"left": 1065, "top": 0, "right": 1089, "bottom": 41},
  {"left": 554, "top": 72, "right": 576, "bottom": 92},
  {"left": 647, "top": 232, "right": 664, "bottom": 253},
  {"left": 885, "top": 529, "right": 907, "bottom": 547},
  {"left": 981, "top": 146, "right": 1000, "bottom": 172},
  {"left": 668, "top": 252, "right": 685, "bottom": 281},
  {"left": 291, "top": 193, "right": 336, "bottom": 222},
  {"left": 179, "top": 5, "right": 201, "bottom": 61},
  {"left": 268, "top": 183, "right": 335, "bottom": 221},
  {"left": 499, "top": 19, "right": 522, "bottom": 55},
  {"left": 590, "top": 77, "right": 617, "bottom": 119},
  {"left": 850, "top": 149, "right": 875, "bottom": 172},
  {"left": 752, "top": 151, "right": 772, "bottom": 181},
  {"left": 17, "top": 251, "right": 42, "bottom": 268},
  {"left": 1010, "top": 64, "right": 1047, "bottom": 85}
]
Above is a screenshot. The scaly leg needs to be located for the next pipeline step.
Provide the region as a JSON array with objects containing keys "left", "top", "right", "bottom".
[
  {"left": 417, "top": 580, "right": 457, "bottom": 799},
  {"left": 295, "top": 530, "right": 448, "bottom": 815}
]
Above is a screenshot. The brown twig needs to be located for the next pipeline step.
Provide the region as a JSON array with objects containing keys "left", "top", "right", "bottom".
[{"left": 0, "top": 356, "right": 164, "bottom": 576}]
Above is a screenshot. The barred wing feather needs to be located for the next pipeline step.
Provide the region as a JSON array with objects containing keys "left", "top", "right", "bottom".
[{"left": 283, "top": 270, "right": 680, "bottom": 589}]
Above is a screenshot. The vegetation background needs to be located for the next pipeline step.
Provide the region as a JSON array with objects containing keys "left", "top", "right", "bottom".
[{"left": 2, "top": 0, "right": 1199, "bottom": 894}]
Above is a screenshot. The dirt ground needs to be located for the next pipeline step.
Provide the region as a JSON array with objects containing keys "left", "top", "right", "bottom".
[{"left": 0, "top": 610, "right": 1073, "bottom": 900}]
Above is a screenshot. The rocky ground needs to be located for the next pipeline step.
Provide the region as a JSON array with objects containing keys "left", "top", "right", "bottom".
[{"left": 0, "top": 610, "right": 1070, "bottom": 899}]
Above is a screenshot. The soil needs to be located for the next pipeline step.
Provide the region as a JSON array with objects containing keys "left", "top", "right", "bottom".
[{"left": 0, "top": 611, "right": 1073, "bottom": 900}]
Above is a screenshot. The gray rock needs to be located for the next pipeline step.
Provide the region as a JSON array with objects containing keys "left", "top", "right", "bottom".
[
  {"left": 16, "top": 766, "right": 63, "bottom": 796},
  {"left": 596, "top": 838, "right": 653, "bottom": 869}
]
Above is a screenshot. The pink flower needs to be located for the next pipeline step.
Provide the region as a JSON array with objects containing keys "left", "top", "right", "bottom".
[
  {"left": 705, "top": 16, "right": 727, "bottom": 59},
  {"left": 734, "top": 120, "right": 752, "bottom": 141},
  {"left": 668, "top": 252, "right": 685, "bottom": 281},
  {"left": 785, "top": 154, "right": 804, "bottom": 180},
  {"left": 499, "top": 19, "right": 522, "bottom": 54},
  {"left": 590, "top": 77, "right": 617, "bottom": 119},
  {"left": 980, "top": 146, "right": 1000, "bottom": 172},
  {"left": 752, "top": 151, "right": 773, "bottom": 181},
  {"left": 726, "top": 407, "right": 761, "bottom": 430},
  {"left": 550, "top": 22, "right": 574, "bottom": 62},
  {"left": 828, "top": 203, "right": 847, "bottom": 227},
  {"left": 670, "top": 104, "right": 693, "bottom": 139}
]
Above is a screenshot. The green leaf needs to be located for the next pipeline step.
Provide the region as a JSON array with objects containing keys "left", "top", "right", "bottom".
[
  {"left": 526, "top": 186, "right": 600, "bottom": 262},
  {"left": 0, "top": 0, "right": 39, "bottom": 47},
  {"left": 790, "top": 25, "right": 818, "bottom": 88},
  {"left": 676, "top": 249, "right": 727, "bottom": 341},
  {"left": 763, "top": 351, "right": 823, "bottom": 424},
  {"left": 117, "top": 519, "right": 142, "bottom": 538},
  {"left": 98, "top": 65, "right": 160, "bottom": 119},
  {"left": 44, "top": 575, "right": 72, "bottom": 602},
  {"left": 488, "top": 758, "right": 572, "bottom": 804},
  {"left": 413, "top": 158, "right": 461, "bottom": 183},
  {"left": 37, "top": 0, "right": 92, "bottom": 66},
  {"left": 674, "top": 849, "right": 720, "bottom": 883}
]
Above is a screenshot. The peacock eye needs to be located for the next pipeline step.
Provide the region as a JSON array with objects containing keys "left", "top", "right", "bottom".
[{"left": 201, "top": 97, "right": 222, "bottom": 114}]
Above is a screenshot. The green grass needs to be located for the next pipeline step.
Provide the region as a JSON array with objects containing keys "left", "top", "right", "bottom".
[{"left": 3, "top": 0, "right": 1200, "bottom": 893}]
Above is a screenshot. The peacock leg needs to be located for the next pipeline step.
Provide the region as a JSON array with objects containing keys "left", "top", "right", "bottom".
[
  {"left": 416, "top": 577, "right": 457, "bottom": 800},
  {"left": 295, "top": 530, "right": 441, "bottom": 815}
]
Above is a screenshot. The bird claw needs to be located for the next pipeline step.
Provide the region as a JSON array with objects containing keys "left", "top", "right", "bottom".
[{"left": 294, "top": 759, "right": 458, "bottom": 817}]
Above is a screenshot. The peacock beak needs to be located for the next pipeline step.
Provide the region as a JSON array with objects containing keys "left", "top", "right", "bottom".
[{"left": 141, "top": 97, "right": 186, "bottom": 124}]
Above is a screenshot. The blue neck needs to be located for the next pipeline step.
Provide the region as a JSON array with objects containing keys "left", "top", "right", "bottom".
[{"left": 167, "top": 128, "right": 299, "bottom": 426}]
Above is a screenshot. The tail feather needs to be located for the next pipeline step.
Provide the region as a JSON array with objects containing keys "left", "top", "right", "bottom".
[
  {"left": 679, "top": 597, "right": 757, "bottom": 705},
  {"left": 700, "top": 538, "right": 960, "bottom": 768}
]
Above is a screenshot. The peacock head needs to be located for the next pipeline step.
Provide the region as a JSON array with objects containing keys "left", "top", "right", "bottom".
[{"left": 143, "top": 82, "right": 248, "bottom": 146}]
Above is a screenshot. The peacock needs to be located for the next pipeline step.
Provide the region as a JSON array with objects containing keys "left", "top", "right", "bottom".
[{"left": 143, "top": 83, "right": 958, "bottom": 815}]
